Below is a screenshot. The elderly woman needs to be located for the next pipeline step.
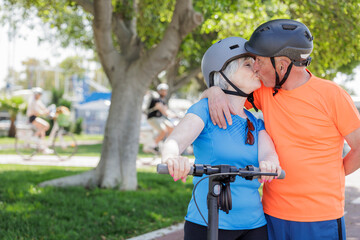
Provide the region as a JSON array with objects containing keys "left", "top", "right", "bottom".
[{"left": 162, "top": 37, "right": 282, "bottom": 240}]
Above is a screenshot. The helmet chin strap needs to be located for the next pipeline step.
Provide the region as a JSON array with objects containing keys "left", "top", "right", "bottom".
[
  {"left": 270, "top": 57, "right": 293, "bottom": 96},
  {"left": 219, "top": 71, "right": 258, "bottom": 112}
]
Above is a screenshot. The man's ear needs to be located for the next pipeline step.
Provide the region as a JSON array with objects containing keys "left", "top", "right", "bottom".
[{"left": 278, "top": 57, "right": 291, "bottom": 76}]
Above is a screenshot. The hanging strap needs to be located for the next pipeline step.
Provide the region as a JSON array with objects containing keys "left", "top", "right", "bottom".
[
  {"left": 270, "top": 57, "right": 293, "bottom": 96},
  {"left": 247, "top": 92, "right": 258, "bottom": 112},
  {"left": 219, "top": 71, "right": 249, "bottom": 97},
  {"left": 219, "top": 71, "right": 258, "bottom": 112}
]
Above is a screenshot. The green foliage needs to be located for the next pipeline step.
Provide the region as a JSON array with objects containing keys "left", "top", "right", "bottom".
[
  {"left": 74, "top": 143, "right": 102, "bottom": 156},
  {"left": 281, "top": 0, "right": 360, "bottom": 79},
  {"left": 59, "top": 99, "right": 72, "bottom": 109},
  {"left": 0, "top": 165, "right": 192, "bottom": 239},
  {"left": 51, "top": 88, "right": 72, "bottom": 109},
  {"left": 45, "top": 118, "right": 54, "bottom": 136},
  {"left": 51, "top": 88, "right": 64, "bottom": 107},
  {"left": 73, "top": 117, "right": 83, "bottom": 135},
  {"left": 137, "top": 0, "right": 176, "bottom": 48},
  {"left": 1, "top": 0, "right": 359, "bottom": 83},
  {"left": 179, "top": 0, "right": 360, "bottom": 82},
  {"left": 58, "top": 56, "right": 86, "bottom": 78},
  {"left": 337, "top": 60, "right": 360, "bottom": 82},
  {"left": 0, "top": 0, "right": 93, "bottom": 48},
  {"left": 0, "top": 96, "right": 26, "bottom": 118},
  {"left": 113, "top": 0, "right": 135, "bottom": 21},
  {"left": 0, "top": 96, "right": 26, "bottom": 137}
]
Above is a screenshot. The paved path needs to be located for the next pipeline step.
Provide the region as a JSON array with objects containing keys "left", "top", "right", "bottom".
[
  {"left": 344, "top": 170, "right": 360, "bottom": 240},
  {"left": 0, "top": 154, "right": 161, "bottom": 168},
  {"left": 1, "top": 155, "right": 359, "bottom": 240}
]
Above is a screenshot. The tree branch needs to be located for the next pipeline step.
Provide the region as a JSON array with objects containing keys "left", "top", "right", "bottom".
[
  {"left": 112, "top": 16, "right": 132, "bottom": 50},
  {"left": 73, "top": 0, "right": 94, "bottom": 15},
  {"left": 128, "top": 0, "right": 137, "bottom": 38},
  {"left": 92, "top": 0, "right": 123, "bottom": 84},
  {"left": 112, "top": 13, "right": 142, "bottom": 62},
  {"left": 173, "top": 67, "right": 201, "bottom": 91},
  {"left": 195, "top": 74, "right": 207, "bottom": 92},
  {"left": 134, "top": 0, "right": 203, "bottom": 81},
  {"left": 165, "top": 61, "right": 201, "bottom": 101},
  {"left": 74, "top": 0, "right": 141, "bottom": 61}
]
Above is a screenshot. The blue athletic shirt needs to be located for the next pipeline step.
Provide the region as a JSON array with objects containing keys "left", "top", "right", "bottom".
[{"left": 185, "top": 98, "right": 266, "bottom": 230}]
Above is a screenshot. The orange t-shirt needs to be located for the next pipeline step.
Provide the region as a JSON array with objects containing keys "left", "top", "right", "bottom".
[{"left": 246, "top": 71, "right": 360, "bottom": 221}]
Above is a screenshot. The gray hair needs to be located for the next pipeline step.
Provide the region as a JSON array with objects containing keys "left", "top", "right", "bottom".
[{"left": 213, "top": 58, "right": 242, "bottom": 90}]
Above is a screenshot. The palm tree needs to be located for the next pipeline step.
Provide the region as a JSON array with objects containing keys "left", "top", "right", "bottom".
[{"left": 0, "top": 96, "right": 26, "bottom": 137}]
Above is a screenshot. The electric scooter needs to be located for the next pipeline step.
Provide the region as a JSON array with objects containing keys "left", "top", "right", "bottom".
[{"left": 157, "top": 163, "right": 285, "bottom": 240}]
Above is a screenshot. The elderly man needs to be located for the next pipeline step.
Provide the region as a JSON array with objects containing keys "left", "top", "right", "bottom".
[{"left": 202, "top": 19, "right": 360, "bottom": 240}]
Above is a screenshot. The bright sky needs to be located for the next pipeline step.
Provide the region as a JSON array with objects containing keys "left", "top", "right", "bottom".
[
  {"left": 0, "top": 15, "right": 359, "bottom": 96},
  {"left": 0, "top": 18, "right": 94, "bottom": 90},
  {"left": 334, "top": 67, "right": 360, "bottom": 97}
]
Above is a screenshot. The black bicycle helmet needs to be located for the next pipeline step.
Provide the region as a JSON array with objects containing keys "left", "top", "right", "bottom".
[
  {"left": 245, "top": 19, "right": 313, "bottom": 95},
  {"left": 201, "top": 37, "right": 258, "bottom": 111}
]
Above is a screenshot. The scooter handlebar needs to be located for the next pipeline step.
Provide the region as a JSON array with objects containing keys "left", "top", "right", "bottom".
[{"left": 157, "top": 164, "right": 285, "bottom": 179}]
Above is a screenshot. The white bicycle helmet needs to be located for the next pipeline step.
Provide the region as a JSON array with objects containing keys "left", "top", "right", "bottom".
[
  {"left": 156, "top": 83, "right": 169, "bottom": 91},
  {"left": 32, "top": 87, "right": 43, "bottom": 95}
]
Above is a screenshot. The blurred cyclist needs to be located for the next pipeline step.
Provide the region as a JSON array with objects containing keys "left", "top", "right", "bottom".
[
  {"left": 144, "top": 83, "right": 175, "bottom": 153},
  {"left": 26, "top": 87, "right": 53, "bottom": 154}
]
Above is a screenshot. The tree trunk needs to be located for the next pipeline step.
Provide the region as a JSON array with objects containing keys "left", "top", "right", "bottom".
[
  {"left": 8, "top": 116, "right": 16, "bottom": 138},
  {"left": 39, "top": 74, "right": 145, "bottom": 190},
  {"left": 38, "top": 0, "right": 202, "bottom": 190},
  {"left": 96, "top": 77, "right": 143, "bottom": 190}
]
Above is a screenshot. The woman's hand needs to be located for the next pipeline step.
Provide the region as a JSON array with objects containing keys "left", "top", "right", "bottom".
[
  {"left": 259, "top": 160, "right": 282, "bottom": 183},
  {"left": 203, "top": 87, "right": 236, "bottom": 129},
  {"left": 166, "top": 156, "right": 191, "bottom": 183}
]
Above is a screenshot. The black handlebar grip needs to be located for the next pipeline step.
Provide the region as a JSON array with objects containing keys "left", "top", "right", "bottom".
[
  {"left": 251, "top": 167, "right": 285, "bottom": 179},
  {"left": 157, "top": 164, "right": 194, "bottom": 175},
  {"left": 278, "top": 170, "right": 286, "bottom": 179}
]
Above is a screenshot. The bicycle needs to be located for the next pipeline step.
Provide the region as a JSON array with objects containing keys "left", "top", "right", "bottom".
[
  {"left": 157, "top": 163, "right": 285, "bottom": 240},
  {"left": 15, "top": 120, "right": 78, "bottom": 161}
]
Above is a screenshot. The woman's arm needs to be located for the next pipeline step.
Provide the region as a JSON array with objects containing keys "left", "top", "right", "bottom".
[
  {"left": 258, "top": 130, "right": 282, "bottom": 183},
  {"left": 162, "top": 113, "right": 204, "bottom": 182}
]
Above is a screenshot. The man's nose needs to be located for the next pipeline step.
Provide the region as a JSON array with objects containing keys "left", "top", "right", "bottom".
[{"left": 253, "top": 61, "right": 259, "bottom": 73}]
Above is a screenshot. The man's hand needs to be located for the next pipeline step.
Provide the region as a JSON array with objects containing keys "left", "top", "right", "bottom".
[{"left": 202, "top": 87, "right": 235, "bottom": 129}]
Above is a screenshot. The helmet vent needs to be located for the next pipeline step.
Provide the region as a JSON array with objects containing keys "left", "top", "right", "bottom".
[
  {"left": 259, "top": 26, "right": 270, "bottom": 32},
  {"left": 304, "top": 31, "right": 313, "bottom": 41},
  {"left": 282, "top": 24, "right": 297, "bottom": 30},
  {"left": 229, "top": 44, "right": 239, "bottom": 50}
]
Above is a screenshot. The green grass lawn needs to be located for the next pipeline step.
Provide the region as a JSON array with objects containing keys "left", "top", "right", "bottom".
[
  {"left": 0, "top": 143, "right": 160, "bottom": 158},
  {"left": 0, "top": 135, "right": 158, "bottom": 158},
  {"left": 0, "top": 165, "right": 193, "bottom": 240},
  {"left": 0, "top": 144, "right": 105, "bottom": 157}
]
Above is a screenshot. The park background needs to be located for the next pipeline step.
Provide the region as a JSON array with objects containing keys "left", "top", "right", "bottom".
[{"left": 0, "top": 0, "right": 360, "bottom": 239}]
